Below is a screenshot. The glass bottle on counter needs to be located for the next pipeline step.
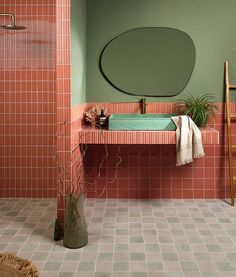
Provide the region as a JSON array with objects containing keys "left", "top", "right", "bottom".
[{"left": 99, "top": 108, "right": 107, "bottom": 127}]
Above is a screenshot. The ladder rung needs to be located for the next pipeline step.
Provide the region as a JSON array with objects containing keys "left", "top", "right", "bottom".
[
  {"left": 229, "top": 84, "right": 236, "bottom": 89},
  {"left": 230, "top": 114, "right": 236, "bottom": 119},
  {"left": 232, "top": 145, "right": 236, "bottom": 149},
  {"left": 233, "top": 176, "right": 236, "bottom": 181}
]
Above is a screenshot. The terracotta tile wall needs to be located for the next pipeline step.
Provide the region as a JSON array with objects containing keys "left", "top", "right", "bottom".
[
  {"left": 81, "top": 102, "right": 230, "bottom": 200},
  {"left": 71, "top": 104, "right": 86, "bottom": 194},
  {"left": 56, "top": 103, "right": 86, "bottom": 226},
  {"left": 55, "top": 0, "right": 71, "bottom": 223},
  {"left": 0, "top": 0, "right": 57, "bottom": 198}
]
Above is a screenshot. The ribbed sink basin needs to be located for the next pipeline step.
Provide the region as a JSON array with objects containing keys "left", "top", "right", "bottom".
[{"left": 109, "top": 114, "right": 176, "bottom": 131}]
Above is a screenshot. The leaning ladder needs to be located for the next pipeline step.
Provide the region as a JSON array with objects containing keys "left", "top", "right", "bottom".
[{"left": 225, "top": 61, "right": 236, "bottom": 206}]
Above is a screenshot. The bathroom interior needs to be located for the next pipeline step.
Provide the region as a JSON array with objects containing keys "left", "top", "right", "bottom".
[{"left": 1, "top": 0, "right": 236, "bottom": 276}]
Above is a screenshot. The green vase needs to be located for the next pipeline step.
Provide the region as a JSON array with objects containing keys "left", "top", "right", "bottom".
[{"left": 63, "top": 193, "right": 88, "bottom": 249}]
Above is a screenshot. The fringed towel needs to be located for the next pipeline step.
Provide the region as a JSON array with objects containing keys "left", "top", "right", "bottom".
[{"left": 171, "top": 115, "right": 205, "bottom": 166}]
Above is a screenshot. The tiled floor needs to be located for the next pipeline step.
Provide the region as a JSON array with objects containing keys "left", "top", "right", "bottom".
[{"left": 1, "top": 199, "right": 236, "bottom": 277}]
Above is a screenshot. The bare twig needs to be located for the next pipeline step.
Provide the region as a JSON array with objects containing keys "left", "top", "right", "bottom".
[{"left": 54, "top": 112, "right": 122, "bottom": 200}]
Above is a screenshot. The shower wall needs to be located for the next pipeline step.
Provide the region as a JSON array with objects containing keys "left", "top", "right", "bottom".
[{"left": 0, "top": 1, "right": 57, "bottom": 197}]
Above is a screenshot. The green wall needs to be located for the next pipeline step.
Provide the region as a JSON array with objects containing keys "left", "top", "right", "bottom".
[
  {"left": 71, "top": 0, "right": 86, "bottom": 106},
  {"left": 86, "top": 0, "right": 236, "bottom": 102}
]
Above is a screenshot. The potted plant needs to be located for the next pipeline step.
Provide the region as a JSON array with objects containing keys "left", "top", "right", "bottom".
[{"left": 177, "top": 93, "right": 218, "bottom": 127}]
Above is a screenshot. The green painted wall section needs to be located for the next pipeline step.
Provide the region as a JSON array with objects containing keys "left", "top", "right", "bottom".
[
  {"left": 71, "top": 0, "right": 86, "bottom": 106},
  {"left": 86, "top": 0, "right": 236, "bottom": 102}
]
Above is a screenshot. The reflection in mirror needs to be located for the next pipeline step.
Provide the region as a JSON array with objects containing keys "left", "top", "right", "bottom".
[{"left": 100, "top": 27, "right": 195, "bottom": 97}]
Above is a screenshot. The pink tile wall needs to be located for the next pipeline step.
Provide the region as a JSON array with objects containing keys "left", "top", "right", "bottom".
[
  {"left": 55, "top": 0, "right": 71, "bottom": 223},
  {"left": 81, "top": 102, "right": 231, "bottom": 200},
  {"left": 0, "top": 0, "right": 57, "bottom": 198},
  {"left": 71, "top": 104, "right": 86, "bottom": 194}
]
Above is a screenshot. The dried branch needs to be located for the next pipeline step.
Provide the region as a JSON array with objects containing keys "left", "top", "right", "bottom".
[
  {"left": 54, "top": 114, "right": 122, "bottom": 200},
  {"left": 83, "top": 105, "right": 107, "bottom": 126}
]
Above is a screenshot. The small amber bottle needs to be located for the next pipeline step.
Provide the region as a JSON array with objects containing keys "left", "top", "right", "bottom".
[{"left": 99, "top": 109, "right": 107, "bottom": 127}]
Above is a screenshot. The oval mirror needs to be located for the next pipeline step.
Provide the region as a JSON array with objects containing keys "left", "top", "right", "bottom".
[{"left": 100, "top": 27, "right": 195, "bottom": 97}]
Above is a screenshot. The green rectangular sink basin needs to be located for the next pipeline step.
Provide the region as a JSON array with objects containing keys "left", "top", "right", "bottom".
[{"left": 109, "top": 114, "right": 176, "bottom": 131}]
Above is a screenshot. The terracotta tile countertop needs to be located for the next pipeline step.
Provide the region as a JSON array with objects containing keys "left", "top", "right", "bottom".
[{"left": 78, "top": 126, "right": 219, "bottom": 145}]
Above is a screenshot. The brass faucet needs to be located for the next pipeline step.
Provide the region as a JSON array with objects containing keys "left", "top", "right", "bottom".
[{"left": 140, "top": 97, "right": 147, "bottom": 114}]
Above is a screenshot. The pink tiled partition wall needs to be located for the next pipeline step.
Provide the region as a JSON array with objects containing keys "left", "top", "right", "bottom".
[{"left": 0, "top": 0, "right": 57, "bottom": 198}]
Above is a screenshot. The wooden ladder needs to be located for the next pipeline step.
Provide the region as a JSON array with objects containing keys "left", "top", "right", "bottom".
[{"left": 225, "top": 61, "right": 236, "bottom": 206}]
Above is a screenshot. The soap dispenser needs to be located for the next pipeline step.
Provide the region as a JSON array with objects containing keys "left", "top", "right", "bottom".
[{"left": 99, "top": 108, "right": 107, "bottom": 127}]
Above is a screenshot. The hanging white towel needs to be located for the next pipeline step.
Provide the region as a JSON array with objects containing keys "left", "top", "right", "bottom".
[{"left": 171, "top": 115, "right": 205, "bottom": 166}]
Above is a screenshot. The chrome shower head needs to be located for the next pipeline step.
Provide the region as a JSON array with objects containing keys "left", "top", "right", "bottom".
[{"left": 0, "top": 13, "right": 26, "bottom": 30}]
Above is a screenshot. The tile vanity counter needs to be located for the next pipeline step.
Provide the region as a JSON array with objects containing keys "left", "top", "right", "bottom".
[{"left": 78, "top": 126, "right": 219, "bottom": 145}]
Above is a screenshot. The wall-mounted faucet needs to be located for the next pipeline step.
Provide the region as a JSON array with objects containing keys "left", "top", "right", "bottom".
[{"left": 140, "top": 97, "right": 147, "bottom": 114}]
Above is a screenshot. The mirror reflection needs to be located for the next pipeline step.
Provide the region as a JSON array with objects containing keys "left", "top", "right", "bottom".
[{"left": 100, "top": 27, "right": 195, "bottom": 97}]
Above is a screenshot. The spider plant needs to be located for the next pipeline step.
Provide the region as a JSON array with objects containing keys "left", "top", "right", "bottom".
[{"left": 177, "top": 93, "right": 218, "bottom": 127}]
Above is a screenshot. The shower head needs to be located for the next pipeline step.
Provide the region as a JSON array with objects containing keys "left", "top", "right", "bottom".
[
  {"left": 0, "top": 13, "right": 25, "bottom": 30},
  {"left": 1, "top": 24, "right": 26, "bottom": 30}
]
